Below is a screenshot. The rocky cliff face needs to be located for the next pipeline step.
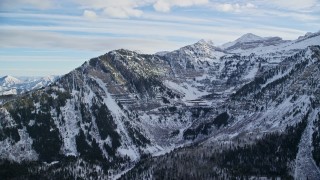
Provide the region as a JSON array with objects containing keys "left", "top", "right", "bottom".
[{"left": 0, "top": 32, "right": 320, "bottom": 179}]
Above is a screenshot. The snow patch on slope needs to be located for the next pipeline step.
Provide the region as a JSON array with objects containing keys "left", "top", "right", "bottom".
[
  {"left": 243, "top": 66, "right": 259, "bottom": 79},
  {"left": 57, "top": 98, "right": 81, "bottom": 156},
  {"left": 93, "top": 77, "right": 140, "bottom": 161},
  {"left": 0, "top": 127, "right": 38, "bottom": 162},
  {"left": 164, "top": 80, "right": 209, "bottom": 102},
  {"left": 0, "top": 108, "right": 38, "bottom": 162},
  {"left": 294, "top": 108, "right": 320, "bottom": 179}
]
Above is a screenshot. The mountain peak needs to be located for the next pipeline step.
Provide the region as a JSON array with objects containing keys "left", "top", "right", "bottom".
[
  {"left": 0, "top": 75, "right": 22, "bottom": 85},
  {"left": 2, "top": 75, "right": 16, "bottom": 79},
  {"left": 196, "top": 39, "right": 215, "bottom": 46},
  {"left": 236, "top": 33, "right": 264, "bottom": 43},
  {"left": 41, "top": 75, "right": 58, "bottom": 82},
  {"left": 297, "top": 30, "right": 320, "bottom": 41},
  {"left": 220, "top": 33, "right": 264, "bottom": 50}
]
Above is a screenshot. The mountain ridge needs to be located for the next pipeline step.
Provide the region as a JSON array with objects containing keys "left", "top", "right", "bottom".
[
  {"left": 0, "top": 75, "right": 22, "bottom": 86},
  {"left": 0, "top": 75, "right": 58, "bottom": 94},
  {"left": 0, "top": 31, "right": 320, "bottom": 179}
]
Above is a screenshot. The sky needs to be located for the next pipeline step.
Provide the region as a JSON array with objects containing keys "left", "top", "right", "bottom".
[{"left": 0, "top": 0, "right": 319, "bottom": 76}]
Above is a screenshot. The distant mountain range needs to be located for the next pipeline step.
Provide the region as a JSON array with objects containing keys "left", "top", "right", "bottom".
[
  {"left": 0, "top": 31, "right": 319, "bottom": 179},
  {"left": 220, "top": 32, "right": 287, "bottom": 51},
  {"left": 0, "top": 75, "right": 58, "bottom": 95},
  {"left": 0, "top": 75, "right": 58, "bottom": 105}
]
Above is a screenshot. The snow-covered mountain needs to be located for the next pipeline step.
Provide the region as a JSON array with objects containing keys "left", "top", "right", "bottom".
[
  {"left": 221, "top": 31, "right": 320, "bottom": 56},
  {"left": 221, "top": 33, "right": 265, "bottom": 49},
  {"left": 0, "top": 75, "right": 58, "bottom": 95},
  {"left": 0, "top": 75, "right": 22, "bottom": 87},
  {"left": 221, "top": 32, "right": 289, "bottom": 53},
  {"left": 0, "top": 75, "right": 59, "bottom": 105},
  {"left": 0, "top": 31, "right": 320, "bottom": 179}
]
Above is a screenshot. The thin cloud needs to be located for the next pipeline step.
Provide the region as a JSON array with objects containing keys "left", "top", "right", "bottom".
[
  {"left": 264, "top": 9, "right": 320, "bottom": 21},
  {"left": 0, "top": 0, "right": 54, "bottom": 9},
  {"left": 214, "top": 3, "right": 256, "bottom": 13},
  {"left": 0, "top": 68, "right": 64, "bottom": 76},
  {"left": 0, "top": 29, "right": 183, "bottom": 53},
  {"left": 83, "top": 10, "right": 98, "bottom": 20},
  {"left": 74, "top": 0, "right": 147, "bottom": 18},
  {"left": 153, "top": 0, "right": 209, "bottom": 12},
  {"left": 267, "top": 0, "right": 318, "bottom": 10},
  {"left": 102, "top": 6, "right": 143, "bottom": 18},
  {"left": 0, "top": 55, "right": 86, "bottom": 62},
  {"left": 0, "top": 18, "right": 307, "bottom": 54},
  {"left": 208, "top": 1, "right": 319, "bottom": 22}
]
